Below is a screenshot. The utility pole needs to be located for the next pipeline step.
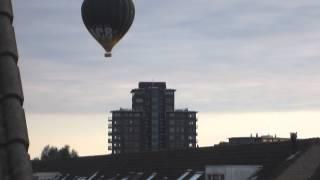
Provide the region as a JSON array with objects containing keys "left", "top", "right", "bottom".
[{"left": 0, "top": 0, "right": 33, "bottom": 179}]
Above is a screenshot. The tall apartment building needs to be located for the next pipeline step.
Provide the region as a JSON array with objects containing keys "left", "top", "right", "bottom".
[{"left": 108, "top": 82, "right": 197, "bottom": 154}]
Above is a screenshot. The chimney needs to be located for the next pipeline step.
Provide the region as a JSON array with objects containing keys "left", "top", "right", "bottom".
[{"left": 290, "top": 132, "right": 298, "bottom": 154}]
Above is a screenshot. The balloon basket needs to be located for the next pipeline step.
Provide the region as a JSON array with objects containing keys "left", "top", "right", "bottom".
[{"left": 105, "top": 52, "right": 112, "bottom": 58}]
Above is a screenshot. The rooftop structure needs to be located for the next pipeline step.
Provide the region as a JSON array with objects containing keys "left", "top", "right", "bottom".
[{"left": 228, "top": 134, "right": 289, "bottom": 145}]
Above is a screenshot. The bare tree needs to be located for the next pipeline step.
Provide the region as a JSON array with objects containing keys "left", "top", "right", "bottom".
[{"left": 40, "top": 145, "right": 78, "bottom": 160}]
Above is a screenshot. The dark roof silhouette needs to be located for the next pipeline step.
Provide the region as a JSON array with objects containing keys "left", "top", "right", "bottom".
[
  {"left": 33, "top": 139, "right": 320, "bottom": 180},
  {"left": 0, "top": 1, "right": 33, "bottom": 179}
]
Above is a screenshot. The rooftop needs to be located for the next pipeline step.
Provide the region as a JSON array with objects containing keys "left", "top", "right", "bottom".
[{"left": 32, "top": 139, "right": 320, "bottom": 180}]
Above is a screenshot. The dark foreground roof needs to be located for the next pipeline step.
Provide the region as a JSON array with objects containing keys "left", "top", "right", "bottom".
[
  {"left": 33, "top": 139, "right": 320, "bottom": 180},
  {"left": 0, "top": 1, "right": 33, "bottom": 179}
]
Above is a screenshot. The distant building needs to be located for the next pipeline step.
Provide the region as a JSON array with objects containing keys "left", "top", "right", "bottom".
[
  {"left": 109, "top": 82, "right": 197, "bottom": 154},
  {"left": 228, "top": 134, "right": 289, "bottom": 145}
]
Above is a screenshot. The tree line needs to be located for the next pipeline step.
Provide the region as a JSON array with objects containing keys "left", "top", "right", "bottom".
[{"left": 34, "top": 145, "right": 78, "bottom": 161}]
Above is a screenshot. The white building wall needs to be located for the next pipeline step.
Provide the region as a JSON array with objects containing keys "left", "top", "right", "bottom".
[{"left": 205, "top": 165, "right": 262, "bottom": 180}]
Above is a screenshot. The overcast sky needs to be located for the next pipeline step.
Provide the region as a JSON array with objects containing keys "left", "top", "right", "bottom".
[{"left": 12, "top": 0, "right": 320, "bottom": 158}]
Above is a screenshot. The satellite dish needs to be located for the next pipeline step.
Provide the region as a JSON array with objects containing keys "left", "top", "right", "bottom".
[{"left": 81, "top": 0, "right": 135, "bottom": 57}]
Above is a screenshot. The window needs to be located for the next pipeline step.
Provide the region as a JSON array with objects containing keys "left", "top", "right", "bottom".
[
  {"left": 169, "top": 135, "right": 174, "bottom": 140},
  {"left": 135, "top": 98, "right": 143, "bottom": 103},
  {"left": 113, "top": 113, "right": 120, "bottom": 117},
  {"left": 134, "top": 113, "right": 140, "bottom": 117},
  {"left": 166, "top": 98, "right": 173, "bottom": 103},
  {"left": 165, "top": 91, "right": 174, "bottom": 95},
  {"left": 169, "top": 127, "right": 175, "bottom": 133},
  {"left": 207, "top": 174, "right": 225, "bottom": 180}
]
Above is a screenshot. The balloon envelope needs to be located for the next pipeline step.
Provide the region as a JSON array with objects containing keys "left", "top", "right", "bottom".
[{"left": 81, "top": 0, "right": 135, "bottom": 57}]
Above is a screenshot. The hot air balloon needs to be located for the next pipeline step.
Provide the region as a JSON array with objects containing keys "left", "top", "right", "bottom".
[{"left": 81, "top": 0, "right": 135, "bottom": 57}]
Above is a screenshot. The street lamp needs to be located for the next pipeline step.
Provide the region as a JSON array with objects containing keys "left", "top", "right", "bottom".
[{"left": 0, "top": 0, "right": 33, "bottom": 179}]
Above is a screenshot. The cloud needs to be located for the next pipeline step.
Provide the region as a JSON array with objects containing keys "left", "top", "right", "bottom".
[{"left": 12, "top": 0, "right": 320, "bottom": 114}]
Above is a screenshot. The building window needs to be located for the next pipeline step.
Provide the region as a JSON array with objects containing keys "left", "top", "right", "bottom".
[
  {"left": 207, "top": 174, "right": 225, "bottom": 180},
  {"left": 169, "top": 127, "right": 175, "bottom": 133},
  {"left": 181, "top": 135, "right": 184, "bottom": 140},
  {"left": 169, "top": 135, "right": 174, "bottom": 140},
  {"left": 135, "top": 98, "right": 143, "bottom": 103},
  {"left": 165, "top": 91, "right": 174, "bottom": 95}
]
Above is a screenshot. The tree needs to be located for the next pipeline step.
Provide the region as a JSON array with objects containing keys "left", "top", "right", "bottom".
[{"left": 40, "top": 145, "right": 78, "bottom": 160}]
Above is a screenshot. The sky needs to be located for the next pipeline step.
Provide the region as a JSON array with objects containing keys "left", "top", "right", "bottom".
[{"left": 12, "top": 0, "right": 320, "bottom": 158}]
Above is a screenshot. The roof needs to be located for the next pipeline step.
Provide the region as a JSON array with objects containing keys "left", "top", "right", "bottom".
[
  {"left": 32, "top": 139, "right": 320, "bottom": 180},
  {"left": 138, "top": 82, "right": 166, "bottom": 89},
  {"left": 310, "top": 164, "right": 320, "bottom": 180},
  {"left": 0, "top": 0, "right": 33, "bottom": 179}
]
